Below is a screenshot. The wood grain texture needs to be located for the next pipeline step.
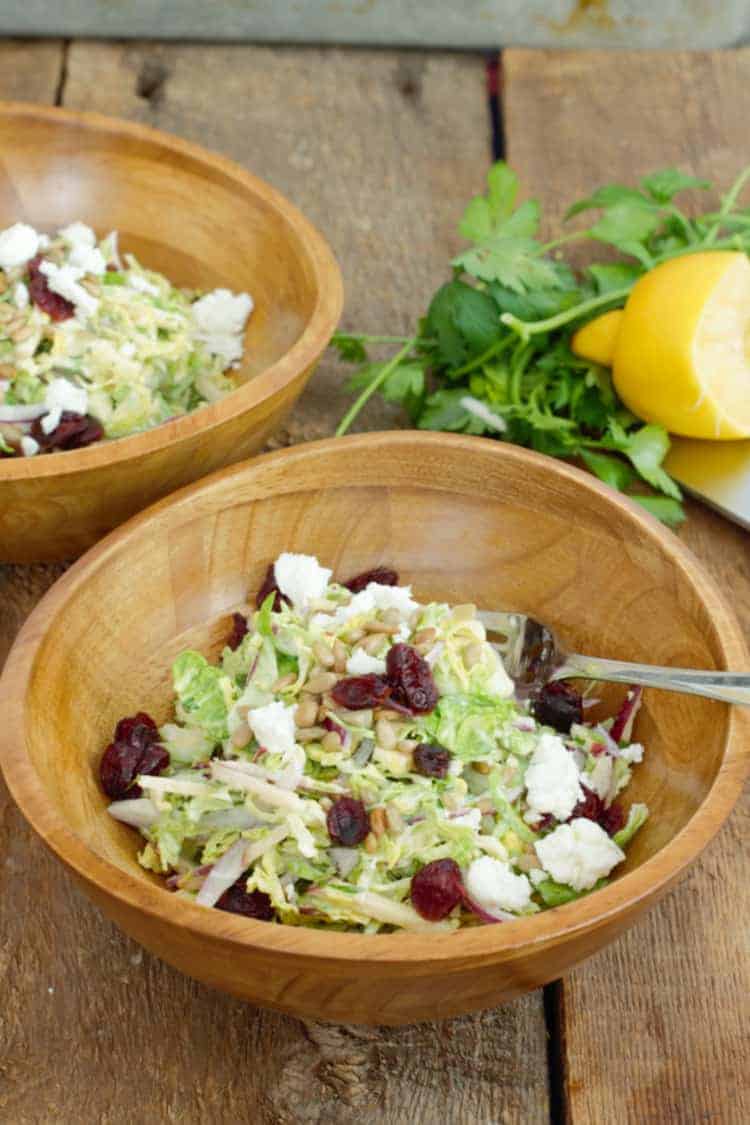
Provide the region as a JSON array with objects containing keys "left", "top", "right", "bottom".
[
  {"left": 62, "top": 41, "right": 490, "bottom": 441},
  {"left": 504, "top": 46, "right": 750, "bottom": 1124},
  {"left": 0, "top": 40, "right": 64, "bottom": 103},
  {"left": 1, "top": 434, "right": 747, "bottom": 1028},
  {"left": 0, "top": 102, "right": 342, "bottom": 562},
  {"left": 0, "top": 43, "right": 551, "bottom": 1124}
]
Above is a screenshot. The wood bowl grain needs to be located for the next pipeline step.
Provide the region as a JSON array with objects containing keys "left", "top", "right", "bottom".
[
  {"left": 1, "top": 432, "right": 748, "bottom": 1026},
  {"left": 0, "top": 101, "right": 342, "bottom": 562}
]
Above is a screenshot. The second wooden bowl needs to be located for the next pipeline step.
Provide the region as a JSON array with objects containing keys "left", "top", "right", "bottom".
[
  {"left": 1, "top": 433, "right": 748, "bottom": 1025},
  {"left": 0, "top": 102, "right": 342, "bottom": 562}
]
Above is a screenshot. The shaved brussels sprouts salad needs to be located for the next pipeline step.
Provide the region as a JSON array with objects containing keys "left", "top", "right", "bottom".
[
  {"left": 100, "top": 554, "right": 648, "bottom": 933},
  {"left": 0, "top": 221, "right": 252, "bottom": 457}
]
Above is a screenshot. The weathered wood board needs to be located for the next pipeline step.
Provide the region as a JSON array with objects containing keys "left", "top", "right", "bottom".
[{"left": 504, "top": 46, "right": 750, "bottom": 1125}]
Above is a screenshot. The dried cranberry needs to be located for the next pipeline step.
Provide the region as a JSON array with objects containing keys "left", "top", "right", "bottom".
[
  {"left": 386, "top": 644, "right": 438, "bottom": 714},
  {"left": 532, "top": 681, "right": 583, "bottom": 733},
  {"left": 411, "top": 859, "right": 463, "bottom": 921},
  {"left": 569, "top": 786, "right": 623, "bottom": 837},
  {"left": 100, "top": 710, "right": 168, "bottom": 799},
  {"left": 331, "top": 674, "right": 392, "bottom": 711},
  {"left": 344, "top": 566, "right": 399, "bottom": 593},
  {"left": 215, "top": 878, "right": 275, "bottom": 920},
  {"left": 226, "top": 612, "right": 248, "bottom": 651},
  {"left": 114, "top": 711, "right": 158, "bottom": 747},
  {"left": 570, "top": 785, "right": 604, "bottom": 824},
  {"left": 255, "top": 562, "right": 287, "bottom": 611},
  {"left": 413, "top": 743, "right": 452, "bottom": 779},
  {"left": 600, "top": 802, "right": 625, "bottom": 836},
  {"left": 27, "top": 254, "right": 75, "bottom": 320},
  {"left": 138, "top": 742, "right": 170, "bottom": 777},
  {"left": 100, "top": 742, "right": 145, "bottom": 800},
  {"left": 31, "top": 410, "right": 104, "bottom": 452},
  {"left": 326, "top": 797, "right": 370, "bottom": 846}
]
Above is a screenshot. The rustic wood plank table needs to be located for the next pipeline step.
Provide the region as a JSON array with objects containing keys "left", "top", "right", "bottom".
[{"left": 0, "top": 38, "right": 747, "bottom": 1125}]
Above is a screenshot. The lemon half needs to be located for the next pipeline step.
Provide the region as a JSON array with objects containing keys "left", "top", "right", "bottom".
[
  {"left": 571, "top": 308, "right": 623, "bottom": 367},
  {"left": 612, "top": 251, "right": 750, "bottom": 440}
]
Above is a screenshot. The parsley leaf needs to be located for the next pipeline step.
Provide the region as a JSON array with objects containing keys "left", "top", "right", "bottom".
[
  {"left": 586, "top": 262, "right": 643, "bottom": 294},
  {"left": 458, "top": 162, "right": 521, "bottom": 240},
  {"left": 565, "top": 183, "right": 654, "bottom": 220},
  {"left": 619, "top": 424, "right": 682, "bottom": 500},
  {"left": 331, "top": 333, "right": 369, "bottom": 363},
  {"left": 426, "top": 281, "right": 500, "bottom": 367},
  {"left": 454, "top": 237, "right": 563, "bottom": 292},
  {"left": 379, "top": 362, "right": 425, "bottom": 403},
  {"left": 580, "top": 449, "right": 637, "bottom": 491},
  {"left": 640, "top": 168, "right": 710, "bottom": 203},
  {"left": 588, "top": 202, "right": 662, "bottom": 254},
  {"left": 629, "top": 495, "right": 685, "bottom": 527},
  {"left": 418, "top": 389, "right": 485, "bottom": 434}
]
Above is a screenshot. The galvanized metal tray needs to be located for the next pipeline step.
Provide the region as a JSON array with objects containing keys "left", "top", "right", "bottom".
[{"left": 2, "top": 0, "right": 748, "bottom": 48}]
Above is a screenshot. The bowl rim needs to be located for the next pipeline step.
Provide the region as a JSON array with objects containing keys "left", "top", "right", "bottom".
[
  {"left": 2, "top": 431, "right": 748, "bottom": 968},
  {"left": 0, "top": 100, "right": 343, "bottom": 479}
]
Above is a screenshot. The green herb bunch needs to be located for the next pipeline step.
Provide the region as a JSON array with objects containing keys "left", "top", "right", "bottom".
[{"left": 332, "top": 163, "right": 750, "bottom": 526}]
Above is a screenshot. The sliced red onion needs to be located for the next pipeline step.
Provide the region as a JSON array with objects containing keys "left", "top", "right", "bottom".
[
  {"left": 591, "top": 723, "right": 621, "bottom": 757},
  {"left": 195, "top": 838, "right": 249, "bottom": 906},
  {"left": 514, "top": 715, "right": 536, "bottom": 731},
  {"left": 610, "top": 686, "right": 643, "bottom": 743},
  {"left": 107, "top": 797, "right": 159, "bottom": 828},
  {"left": 0, "top": 403, "right": 47, "bottom": 423},
  {"left": 461, "top": 890, "right": 509, "bottom": 924}
]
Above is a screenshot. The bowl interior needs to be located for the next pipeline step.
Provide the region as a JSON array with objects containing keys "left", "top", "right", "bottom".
[
  {"left": 0, "top": 108, "right": 320, "bottom": 383},
  {"left": 20, "top": 436, "right": 738, "bottom": 900}
]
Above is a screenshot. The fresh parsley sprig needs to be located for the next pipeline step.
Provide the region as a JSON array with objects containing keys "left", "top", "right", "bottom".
[{"left": 332, "top": 162, "right": 750, "bottom": 526}]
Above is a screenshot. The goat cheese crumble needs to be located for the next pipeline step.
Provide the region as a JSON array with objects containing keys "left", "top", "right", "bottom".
[
  {"left": 247, "top": 701, "right": 298, "bottom": 757},
  {"left": 535, "top": 818, "right": 625, "bottom": 891},
  {"left": 524, "top": 732, "right": 583, "bottom": 821},
  {"left": 466, "top": 855, "right": 533, "bottom": 913},
  {"left": 274, "top": 553, "right": 333, "bottom": 611}
]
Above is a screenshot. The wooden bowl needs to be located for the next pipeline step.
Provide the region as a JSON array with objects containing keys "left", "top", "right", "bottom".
[
  {"left": 1, "top": 433, "right": 748, "bottom": 1026},
  {"left": 0, "top": 102, "right": 342, "bottom": 562}
]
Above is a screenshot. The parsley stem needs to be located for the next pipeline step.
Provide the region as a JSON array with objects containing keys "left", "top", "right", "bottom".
[
  {"left": 450, "top": 334, "right": 511, "bottom": 378},
  {"left": 335, "top": 338, "right": 417, "bottom": 437},
  {"left": 704, "top": 164, "right": 750, "bottom": 245},
  {"left": 501, "top": 286, "right": 632, "bottom": 340},
  {"left": 539, "top": 230, "right": 589, "bottom": 254}
]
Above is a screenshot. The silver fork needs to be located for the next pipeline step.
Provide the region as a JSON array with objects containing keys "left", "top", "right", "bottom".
[{"left": 477, "top": 609, "right": 750, "bottom": 706}]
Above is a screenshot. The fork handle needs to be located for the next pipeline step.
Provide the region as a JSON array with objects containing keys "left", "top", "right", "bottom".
[{"left": 556, "top": 653, "right": 750, "bottom": 706}]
